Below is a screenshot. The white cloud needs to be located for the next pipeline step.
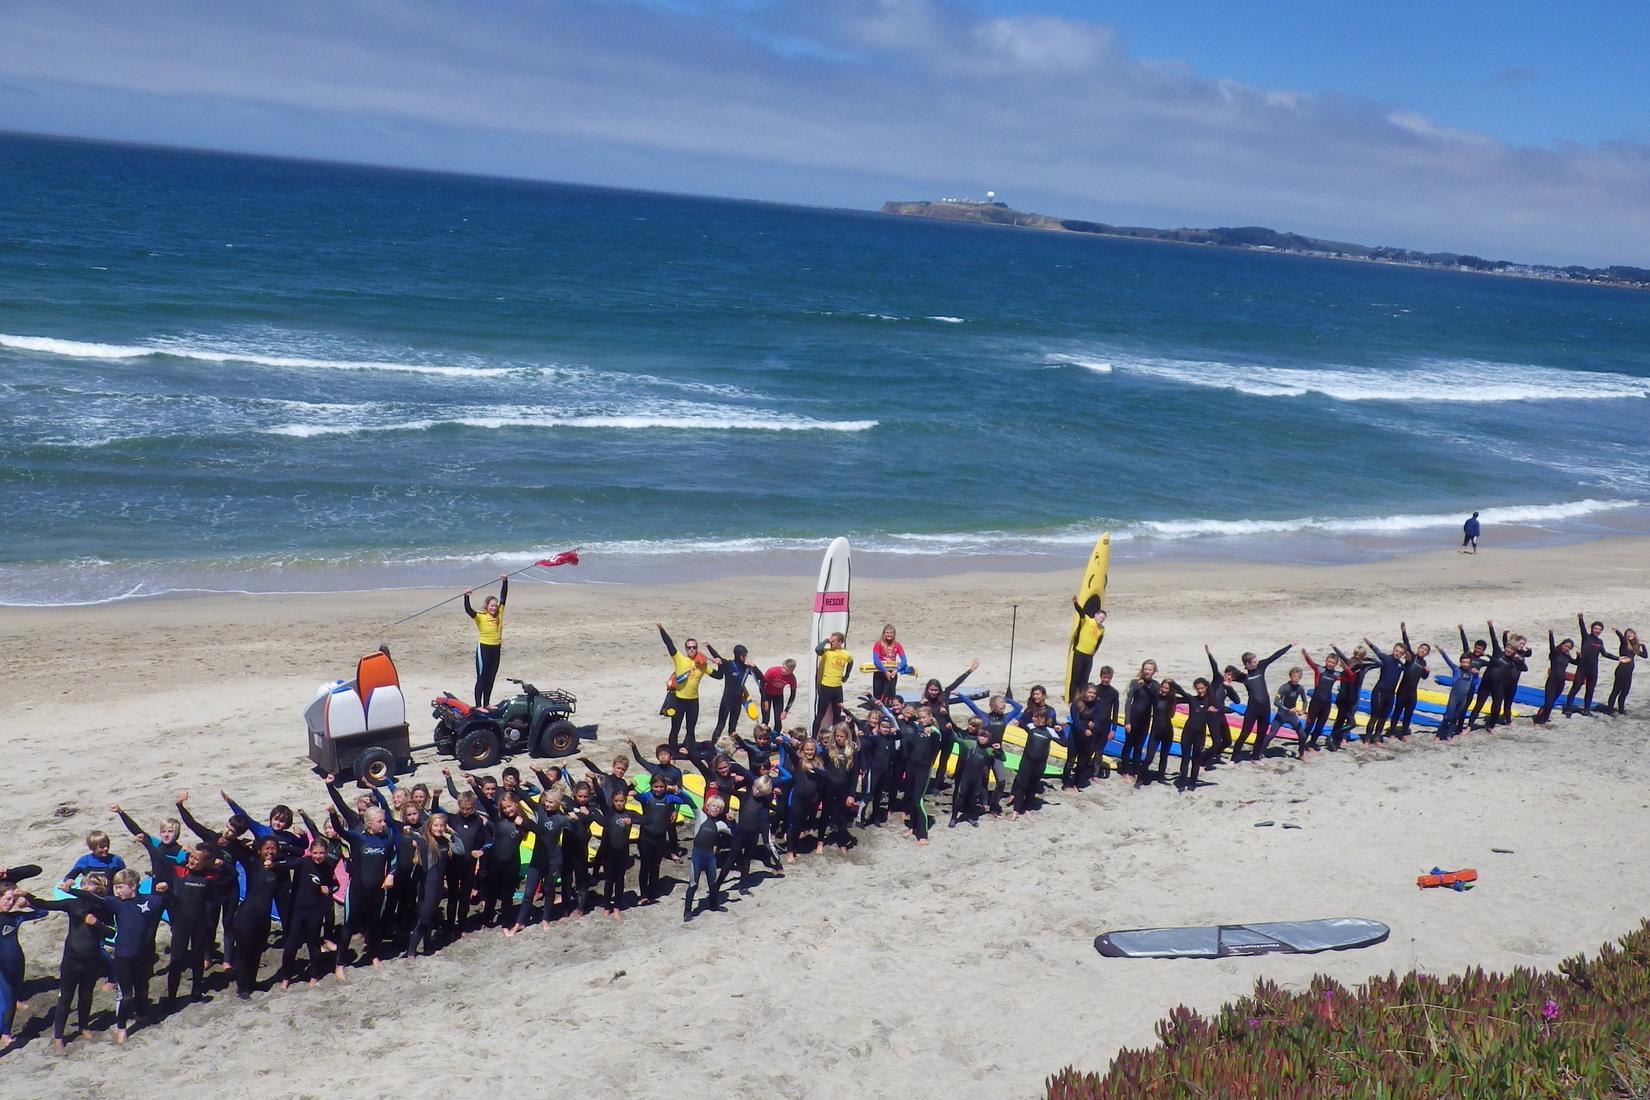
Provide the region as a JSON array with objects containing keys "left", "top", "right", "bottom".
[{"left": 0, "top": 0, "right": 1643, "bottom": 264}]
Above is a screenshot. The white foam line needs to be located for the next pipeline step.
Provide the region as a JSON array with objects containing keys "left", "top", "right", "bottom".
[
  {"left": 1043, "top": 349, "right": 1650, "bottom": 402},
  {"left": 1, "top": 333, "right": 515, "bottom": 377},
  {"left": 263, "top": 414, "right": 876, "bottom": 437}
]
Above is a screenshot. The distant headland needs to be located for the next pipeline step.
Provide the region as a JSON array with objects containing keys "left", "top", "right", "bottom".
[{"left": 880, "top": 199, "right": 1650, "bottom": 291}]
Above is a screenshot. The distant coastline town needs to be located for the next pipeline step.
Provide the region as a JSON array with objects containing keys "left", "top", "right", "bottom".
[{"left": 880, "top": 197, "right": 1650, "bottom": 291}]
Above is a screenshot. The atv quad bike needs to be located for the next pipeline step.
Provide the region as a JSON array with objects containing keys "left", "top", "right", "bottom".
[{"left": 431, "top": 677, "right": 591, "bottom": 770}]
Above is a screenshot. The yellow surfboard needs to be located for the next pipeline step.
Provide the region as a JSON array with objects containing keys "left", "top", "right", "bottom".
[{"left": 1065, "top": 533, "right": 1111, "bottom": 703}]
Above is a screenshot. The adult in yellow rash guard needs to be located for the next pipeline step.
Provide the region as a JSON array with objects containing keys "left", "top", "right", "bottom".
[
  {"left": 813, "top": 632, "right": 853, "bottom": 733},
  {"left": 657, "top": 623, "right": 709, "bottom": 755},
  {"left": 1068, "top": 595, "right": 1106, "bottom": 702},
  {"left": 463, "top": 575, "right": 508, "bottom": 706}
]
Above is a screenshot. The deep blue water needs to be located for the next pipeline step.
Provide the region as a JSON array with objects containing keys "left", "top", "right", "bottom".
[{"left": 2, "top": 132, "right": 1648, "bottom": 603}]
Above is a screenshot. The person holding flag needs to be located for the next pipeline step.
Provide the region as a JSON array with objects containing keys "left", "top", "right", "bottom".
[
  {"left": 463, "top": 576, "right": 509, "bottom": 707},
  {"left": 385, "top": 548, "right": 580, "bottom": 706}
]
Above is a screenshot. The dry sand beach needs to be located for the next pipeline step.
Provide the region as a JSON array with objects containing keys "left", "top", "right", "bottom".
[{"left": 3, "top": 538, "right": 1649, "bottom": 1098}]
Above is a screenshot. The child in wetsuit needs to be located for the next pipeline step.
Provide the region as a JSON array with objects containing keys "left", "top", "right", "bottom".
[{"left": 682, "top": 797, "right": 731, "bottom": 922}]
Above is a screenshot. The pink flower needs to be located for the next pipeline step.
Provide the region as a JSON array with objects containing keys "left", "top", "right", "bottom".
[{"left": 1542, "top": 1000, "right": 1560, "bottom": 1021}]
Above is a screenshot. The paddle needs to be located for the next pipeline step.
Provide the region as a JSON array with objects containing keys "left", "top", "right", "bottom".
[{"left": 1006, "top": 603, "right": 1018, "bottom": 699}]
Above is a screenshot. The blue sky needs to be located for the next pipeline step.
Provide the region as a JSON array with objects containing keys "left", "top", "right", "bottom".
[
  {"left": 985, "top": 1, "right": 1648, "bottom": 148},
  {"left": 1, "top": 0, "right": 1645, "bottom": 264}
]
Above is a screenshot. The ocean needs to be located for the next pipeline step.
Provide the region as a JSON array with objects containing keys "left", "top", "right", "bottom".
[{"left": 2, "top": 132, "right": 1648, "bottom": 605}]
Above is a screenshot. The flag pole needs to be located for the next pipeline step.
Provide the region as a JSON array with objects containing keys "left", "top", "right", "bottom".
[{"left": 390, "top": 549, "right": 579, "bottom": 626}]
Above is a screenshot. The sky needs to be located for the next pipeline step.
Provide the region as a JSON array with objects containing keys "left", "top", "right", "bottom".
[{"left": 0, "top": 0, "right": 1645, "bottom": 266}]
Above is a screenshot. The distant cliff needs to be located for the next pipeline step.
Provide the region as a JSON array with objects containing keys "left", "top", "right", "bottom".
[{"left": 879, "top": 201, "right": 1650, "bottom": 290}]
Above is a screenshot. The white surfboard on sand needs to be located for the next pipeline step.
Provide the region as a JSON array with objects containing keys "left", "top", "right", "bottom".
[{"left": 810, "top": 537, "right": 851, "bottom": 725}]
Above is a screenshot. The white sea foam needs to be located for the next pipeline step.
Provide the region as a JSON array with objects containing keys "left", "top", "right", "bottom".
[
  {"left": 1, "top": 331, "right": 516, "bottom": 377},
  {"left": 1042, "top": 353, "right": 1113, "bottom": 373},
  {"left": 263, "top": 410, "right": 876, "bottom": 437},
  {"left": 1134, "top": 499, "right": 1640, "bottom": 538},
  {"left": 598, "top": 499, "right": 1643, "bottom": 555},
  {"left": 927, "top": 316, "right": 966, "bottom": 324},
  {"left": 1044, "top": 347, "right": 1650, "bottom": 402}
]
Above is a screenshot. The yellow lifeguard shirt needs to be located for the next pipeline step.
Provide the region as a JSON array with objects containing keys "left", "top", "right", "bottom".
[
  {"left": 818, "top": 649, "right": 854, "bottom": 688},
  {"left": 671, "top": 652, "right": 707, "bottom": 700},
  {"left": 474, "top": 610, "right": 504, "bottom": 647}
]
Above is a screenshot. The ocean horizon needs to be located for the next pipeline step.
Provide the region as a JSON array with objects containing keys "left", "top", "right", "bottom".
[{"left": 3, "top": 132, "right": 1648, "bottom": 606}]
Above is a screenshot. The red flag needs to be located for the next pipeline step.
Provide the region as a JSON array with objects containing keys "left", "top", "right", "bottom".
[{"left": 536, "top": 549, "right": 579, "bottom": 568}]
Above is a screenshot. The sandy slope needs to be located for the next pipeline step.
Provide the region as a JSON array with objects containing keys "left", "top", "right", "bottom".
[{"left": 2, "top": 538, "right": 1648, "bottom": 1097}]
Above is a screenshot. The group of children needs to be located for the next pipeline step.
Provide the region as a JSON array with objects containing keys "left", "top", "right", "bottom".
[{"left": 2, "top": 609, "right": 1639, "bottom": 1058}]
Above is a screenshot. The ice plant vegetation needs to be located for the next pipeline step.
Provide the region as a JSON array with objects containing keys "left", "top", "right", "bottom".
[{"left": 1048, "top": 920, "right": 1650, "bottom": 1099}]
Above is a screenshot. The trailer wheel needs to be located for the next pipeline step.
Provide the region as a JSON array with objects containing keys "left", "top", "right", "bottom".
[
  {"left": 354, "top": 746, "right": 397, "bottom": 787},
  {"left": 540, "top": 719, "right": 579, "bottom": 758},
  {"left": 457, "top": 728, "right": 502, "bottom": 770}
]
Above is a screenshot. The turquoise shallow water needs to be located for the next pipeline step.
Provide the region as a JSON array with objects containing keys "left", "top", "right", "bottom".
[{"left": 2, "top": 133, "right": 1648, "bottom": 603}]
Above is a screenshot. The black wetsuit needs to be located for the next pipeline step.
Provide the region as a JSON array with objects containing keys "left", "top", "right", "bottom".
[
  {"left": 1236, "top": 645, "right": 1292, "bottom": 759},
  {"left": 632, "top": 745, "right": 687, "bottom": 855},
  {"left": 520, "top": 804, "right": 571, "bottom": 925},
  {"left": 899, "top": 718, "right": 941, "bottom": 836},
  {"left": 1123, "top": 676, "right": 1159, "bottom": 774},
  {"left": 706, "top": 646, "right": 761, "bottom": 738},
  {"left": 1271, "top": 681, "right": 1308, "bottom": 757},
  {"left": 558, "top": 800, "right": 595, "bottom": 912},
  {"left": 163, "top": 864, "right": 221, "bottom": 1001},
  {"left": 1146, "top": 689, "right": 1179, "bottom": 782},
  {"left": 1498, "top": 636, "right": 1531, "bottom": 727},
  {"left": 587, "top": 800, "right": 639, "bottom": 911},
  {"left": 72, "top": 887, "right": 169, "bottom": 1029},
  {"left": 1364, "top": 642, "right": 1405, "bottom": 742},
  {"left": 1566, "top": 617, "right": 1608, "bottom": 715},
  {"left": 921, "top": 667, "right": 974, "bottom": 789},
  {"left": 856, "top": 727, "right": 895, "bottom": 826},
  {"left": 1301, "top": 652, "right": 1339, "bottom": 751},
  {"left": 949, "top": 740, "right": 1002, "bottom": 825},
  {"left": 175, "top": 800, "right": 239, "bottom": 965},
  {"left": 479, "top": 805, "right": 522, "bottom": 927},
  {"left": 1199, "top": 654, "right": 1241, "bottom": 766},
  {"left": 282, "top": 855, "right": 338, "bottom": 982},
  {"left": 1010, "top": 721, "right": 1061, "bottom": 814},
  {"left": 716, "top": 786, "right": 780, "bottom": 891},
  {"left": 443, "top": 809, "right": 491, "bottom": 935},
  {"left": 1391, "top": 628, "right": 1430, "bottom": 736},
  {"left": 227, "top": 839, "right": 295, "bottom": 995},
  {"left": 1475, "top": 626, "right": 1519, "bottom": 730},
  {"left": 1065, "top": 685, "right": 1118, "bottom": 786},
  {"left": 818, "top": 750, "right": 857, "bottom": 844},
  {"left": 635, "top": 790, "right": 689, "bottom": 901},
  {"left": 463, "top": 576, "right": 507, "bottom": 707},
  {"left": 1329, "top": 648, "right": 1377, "bottom": 744},
  {"left": 1172, "top": 685, "right": 1207, "bottom": 789},
  {"left": 334, "top": 818, "right": 396, "bottom": 964},
  {"left": 34, "top": 894, "right": 113, "bottom": 1041},
  {"left": 1535, "top": 631, "right": 1575, "bottom": 724},
  {"left": 405, "top": 834, "right": 448, "bottom": 956},
  {"left": 1607, "top": 631, "right": 1647, "bottom": 714}
]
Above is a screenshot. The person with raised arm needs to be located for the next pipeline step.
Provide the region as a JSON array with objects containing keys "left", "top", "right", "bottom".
[
  {"left": 463, "top": 575, "right": 508, "bottom": 707},
  {"left": 1604, "top": 628, "right": 1646, "bottom": 715}
]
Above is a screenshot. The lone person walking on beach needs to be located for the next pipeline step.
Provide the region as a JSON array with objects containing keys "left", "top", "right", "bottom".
[
  {"left": 464, "top": 576, "right": 508, "bottom": 706},
  {"left": 1461, "top": 512, "right": 1481, "bottom": 554}
]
